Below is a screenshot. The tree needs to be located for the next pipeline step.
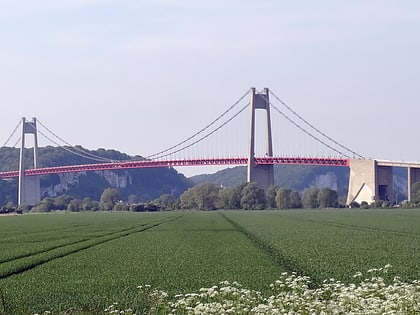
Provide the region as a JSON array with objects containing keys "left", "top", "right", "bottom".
[
  {"left": 229, "top": 182, "right": 247, "bottom": 209},
  {"left": 179, "top": 187, "right": 198, "bottom": 209},
  {"left": 275, "top": 188, "right": 291, "bottom": 209},
  {"left": 266, "top": 185, "right": 278, "bottom": 209},
  {"left": 289, "top": 190, "right": 302, "bottom": 209},
  {"left": 240, "top": 182, "right": 266, "bottom": 210},
  {"left": 154, "top": 194, "right": 176, "bottom": 211},
  {"left": 217, "top": 183, "right": 247, "bottom": 209},
  {"left": 99, "top": 188, "right": 120, "bottom": 211},
  {"left": 217, "top": 188, "right": 231, "bottom": 209},
  {"left": 54, "top": 195, "right": 73, "bottom": 210},
  {"left": 412, "top": 182, "right": 420, "bottom": 204},
  {"left": 317, "top": 188, "right": 338, "bottom": 208},
  {"left": 81, "top": 197, "right": 99, "bottom": 211},
  {"left": 302, "top": 187, "right": 320, "bottom": 209},
  {"left": 179, "top": 183, "right": 220, "bottom": 210},
  {"left": 67, "top": 199, "right": 81, "bottom": 212},
  {"left": 32, "top": 198, "right": 55, "bottom": 212}
]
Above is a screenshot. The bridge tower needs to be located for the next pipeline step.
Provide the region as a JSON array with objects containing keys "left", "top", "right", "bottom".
[
  {"left": 18, "top": 117, "right": 40, "bottom": 206},
  {"left": 247, "top": 87, "right": 274, "bottom": 190}
]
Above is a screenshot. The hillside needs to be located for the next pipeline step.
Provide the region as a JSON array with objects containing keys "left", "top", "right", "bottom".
[
  {"left": 191, "top": 165, "right": 349, "bottom": 196},
  {"left": 0, "top": 146, "right": 193, "bottom": 205},
  {"left": 191, "top": 164, "right": 409, "bottom": 201}
]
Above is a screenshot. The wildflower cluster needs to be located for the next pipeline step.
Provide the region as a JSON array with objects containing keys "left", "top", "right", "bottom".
[{"left": 105, "top": 265, "right": 420, "bottom": 314}]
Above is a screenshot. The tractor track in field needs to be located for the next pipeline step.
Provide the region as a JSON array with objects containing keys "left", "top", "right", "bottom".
[
  {"left": 0, "top": 226, "right": 146, "bottom": 265},
  {"left": 0, "top": 214, "right": 183, "bottom": 279},
  {"left": 281, "top": 215, "right": 420, "bottom": 239},
  {"left": 218, "top": 212, "right": 321, "bottom": 285}
]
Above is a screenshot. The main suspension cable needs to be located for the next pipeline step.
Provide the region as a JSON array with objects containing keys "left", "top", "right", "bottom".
[
  {"left": 2, "top": 119, "right": 22, "bottom": 147},
  {"left": 153, "top": 102, "right": 250, "bottom": 160},
  {"left": 146, "top": 89, "right": 250, "bottom": 159},
  {"left": 270, "top": 102, "right": 349, "bottom": 157},
  {"left": 36, "top": 129, "right": 115, "bottom": 163},
  {"left": 37, "top": 119, "right": 117, "bottom": 163},
  {"left": 12, "top": 137, "right": 21, "bottom": 148},
  {"left": 270, "top": 90, "right": 364, "bottom": 159}
]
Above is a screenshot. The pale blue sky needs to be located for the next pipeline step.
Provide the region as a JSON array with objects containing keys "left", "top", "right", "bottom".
[{"left": 1, "top": 1, "right": 419, "bottom": 176}]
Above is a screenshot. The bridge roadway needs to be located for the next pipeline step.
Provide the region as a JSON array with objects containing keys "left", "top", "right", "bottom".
[
  {"left": 0, "top": 156, "right": 349, "bottom": 179},
  {"left": 376, "top": 160, "right": 420, "bottom": 168}
]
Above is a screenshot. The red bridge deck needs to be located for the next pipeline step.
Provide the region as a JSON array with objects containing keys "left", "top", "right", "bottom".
[{"left": 0, "top": 157, "right": 349, "bottom": 179}]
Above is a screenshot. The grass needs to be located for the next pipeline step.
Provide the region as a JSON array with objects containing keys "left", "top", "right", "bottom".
[
  {"left": 0, "top": 209, "right": 419, "bottom": 314},
  {"left": 221, "top": 209, "right": 420, "bottom": 284}
]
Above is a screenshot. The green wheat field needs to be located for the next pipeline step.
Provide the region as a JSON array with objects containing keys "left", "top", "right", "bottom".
[{"left": 0, "top": 209, "right": 419, "bottom": 314}]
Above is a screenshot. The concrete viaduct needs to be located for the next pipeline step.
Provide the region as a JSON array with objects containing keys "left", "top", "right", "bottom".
[{"left": 346, "top": 159, "right": 420, "bottom": 205}]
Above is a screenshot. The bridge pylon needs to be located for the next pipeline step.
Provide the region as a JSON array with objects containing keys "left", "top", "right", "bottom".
[
  {"left": 247, "top": 88, "right": 274, "bottom": 190},
  {"left": 18, "top": 117, "right": 40, "bottom": 207}
]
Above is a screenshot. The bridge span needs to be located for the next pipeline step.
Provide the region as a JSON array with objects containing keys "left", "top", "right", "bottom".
[
  {"left": 2, "top": 88, "right": 419, "bottom": 207},
  {"left": 0, "top": 156, "right": 349, "bottom": 179}
]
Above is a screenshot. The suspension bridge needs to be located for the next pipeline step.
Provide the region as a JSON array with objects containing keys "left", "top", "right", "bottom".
[{"left": 1, "top": 87, "right": 420, "bottom": 206}]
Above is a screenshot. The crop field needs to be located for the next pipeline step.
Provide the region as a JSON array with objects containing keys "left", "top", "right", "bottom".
[{"left": 0, "top": 209, "right": 419, "bottom": 314}]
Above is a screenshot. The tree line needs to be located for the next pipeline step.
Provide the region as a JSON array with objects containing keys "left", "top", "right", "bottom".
[
  {"left": 4, "top": 180, "right": 420, "bottom": 214},
  {"left": 178, "top": 182, "right": 339, "bottom": 210},
  {"left": 1, "top": 182, "right": 340, "bottom": 213}
]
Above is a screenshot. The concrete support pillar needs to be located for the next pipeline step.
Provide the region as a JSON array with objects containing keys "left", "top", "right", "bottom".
[
  {"left": 346, "top": 159, "right": 393, "bottom": 205},
  {"left": 247, "top": 88, "right": 274, "bottom": 190},
  {"left": 18, "top": 117, "right": 40, "bottom": 207},
  {"left": 346, "top": 159, "right": 376, "bottom": 205},
  {"left": 408, "top": 167, "right": 420, "bottom": 202}
]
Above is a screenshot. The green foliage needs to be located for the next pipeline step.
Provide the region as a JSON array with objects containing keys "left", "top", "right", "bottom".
[
  {"left": 53, "top": 194, "right": 73, "bottom": 210},
  {"left": 129, "top": 202, "right": 159, "bottom": 212},
  {"left": 240, "top": 182, "right": 266, "bottom": 210},
  {"left": 216, "top": 182, "right": 247, "bottom": 209},
  {"left": 100, "top": 188, "right": 121, "bottom": 211},
  {"left": 228, "top": 182, "right": 248, "bottom": 209},
  {"left": 81, "top": 197, "right": 99, "bottom": 211},
  {"left": 31, "top": 198, "right": 55, "bottom": 212},
  {"left": 180, "top": 183, "right": 220, "bottom": 210},
  {"left": 0, "top": 179, "right": 18, "bottom": 207},
  {"left": 412, "top": 181, "right": 420, "bottom": 204},
  {"left": 192, "top": 164, "right": 350, "bottom": 198},
  {"left": 317, "top": 188, "right": 338, "bottom": 208},
  {"left": 265, "top": 185, "right": 278, "bottom": 209},
  {"left": 289, "top": 190, "right": 302, "bottom": 208},
  {"left": 217, "top": 187, "right": 231, "bottom": 209},
  {"left": 153, "top": 194, "right": 176, "bottom": 211},
  {"left": 302, "top": 187, "right": 320, "bottom": 209},
  {"left": 275, "top": 188, "right": 291, "bottom": 209},
  {"left": 67, "top": 199, "right": 81, "bottom": 212}
]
